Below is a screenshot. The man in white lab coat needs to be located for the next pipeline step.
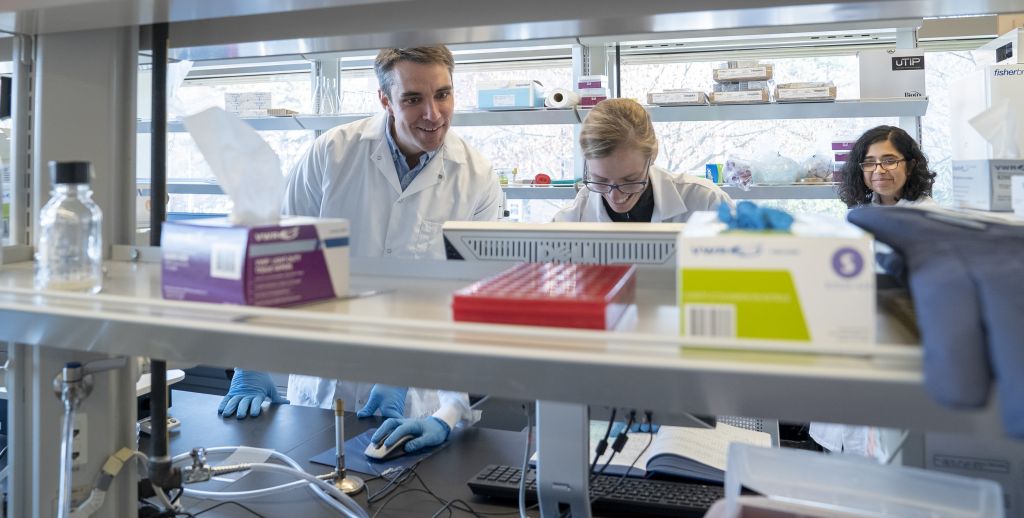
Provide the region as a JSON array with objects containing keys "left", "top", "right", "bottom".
[{"left": 218, "top": 45, "right": 502, "bottom": 455}]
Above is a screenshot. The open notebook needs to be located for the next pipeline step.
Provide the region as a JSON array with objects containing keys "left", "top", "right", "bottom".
[{"left": 536, "top": 420, "right": 772, "bottom": 484}]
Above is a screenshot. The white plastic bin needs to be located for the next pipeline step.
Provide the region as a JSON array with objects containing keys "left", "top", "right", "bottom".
[{"left": 709, "top": 444, "right": 1003, "bottom": 518}]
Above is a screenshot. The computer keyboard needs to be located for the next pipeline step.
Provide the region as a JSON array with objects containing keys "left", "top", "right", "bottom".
[{"left": 467, "top": 464, "right": 723, "bottom": 517}]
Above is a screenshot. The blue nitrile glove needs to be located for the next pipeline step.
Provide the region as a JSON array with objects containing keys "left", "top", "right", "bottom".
[
  {"left": 718, "top": 201, "right": 793, "bottom": 231},
  {"left": 356, "top": 384, "right": 408, "bottom": 419},
  {"left": 370, "top": 416, "right": 452, "bottom": 453},
  {"left": 610, "top": 421, "right": 660, "bottom": 437},
  {"left": 217, "top": 369, "right": 289, "bottom": 419}
]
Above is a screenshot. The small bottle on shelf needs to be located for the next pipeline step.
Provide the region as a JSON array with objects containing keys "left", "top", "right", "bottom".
[{"left": 35, "top": 161, "right": 103, "bottom": 293}]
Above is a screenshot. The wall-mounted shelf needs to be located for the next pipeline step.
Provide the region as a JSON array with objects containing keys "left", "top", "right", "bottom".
[
  {"left": 722, "top": 184, "right": 838, "bottom": 200},
  {"left": 137, "top": 180, "right": 836, "bottom": 202},
  {"left": 136, "top": 98, "right": 929, "bottom": 133}
]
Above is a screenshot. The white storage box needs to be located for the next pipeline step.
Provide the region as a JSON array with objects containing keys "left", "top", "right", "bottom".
[
  {"left": 647, "top": 90, "right": 708, "bottom": 106},
  {"left": 713, "top": 65, "right": 773, "bottom": 82},
  {"left": 709, "top": 89, "right": 770, "bottom": 105},
  {"left": 973, "top": 28, "right": 1023, "bottom": 66},
  {"left": 707, "top": 444, "right": 1005, "bottom": 518},
  {"left": 952, "top": 159, "right": 1024, "bottom": 212},
  {"left": 858, "top": 49, "right": 926, "bottom": 99},
  {"left": 678, "top": 212, "right": 874, "bottom": 346}
]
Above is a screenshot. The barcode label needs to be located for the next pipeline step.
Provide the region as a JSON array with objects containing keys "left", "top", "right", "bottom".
[
  {"left": 684, "top": 304, "right": 736, "bottom": 338},
  {"left": 210, "top": 244, "right": 243, "bottom": 280}
]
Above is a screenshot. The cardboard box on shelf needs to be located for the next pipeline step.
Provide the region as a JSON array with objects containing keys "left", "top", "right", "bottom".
[
  {"left": 647, "top": 90, "right": 708, "bottom": 106},
  {"left": 161, "top": 216, "right": 349, "bottom": 307},
  {"left": 858, "top": 49, "right": 926, "bottom": 99},
  {"left": 709, "top": 89, "right": 770, "bottom": 104},
  {"left": 713, "top": 65, "right": 773, "bottom": 82},
  {"left": 678, "top": 212, "right": 875, "bottom": 346},
  {"left": 225, "top": 92, "right": 272, "bottom": 117},
  {"left": 477, "top": 80, "right": 545, "bottom": 110},
  {"left": 952, "top": 159, "right": 1024, "bottom": 212}
]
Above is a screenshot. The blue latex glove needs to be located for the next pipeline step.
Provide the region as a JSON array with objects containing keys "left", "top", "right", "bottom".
[
  {"left": 610, "top": 421, "right": 660, "bottom": 437},
  {"left": 356, "top": 384, "right": 408, "bottom": 419},
  {"left": 370, "top": 416, "right": 451, "bottom": 453},
  {"left": 217, "top": 369, "right": 289, "bottom": 419},
  {"left": 719, "top": 201, "right": 793, "bottom": 231}
]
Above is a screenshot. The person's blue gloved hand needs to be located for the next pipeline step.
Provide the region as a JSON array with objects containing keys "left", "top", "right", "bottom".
[
  {"left": 217, "top": 369, "right": 289, "bottom": 419},
  {"left": 356, "top": 384, "right": 408, "bottom": 419},
  {"left": 610, "top": 421, "right": 660, "bottom": 437},
  {"left": 370, "top": 416, "right": 451, "bottom": 453}
]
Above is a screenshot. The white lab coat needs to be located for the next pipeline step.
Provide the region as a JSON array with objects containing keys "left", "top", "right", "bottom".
[
  {"left": 283, "top": 112, "right": 503, "bottom": 259},
  {"left": 551, "top": 165, "right": 734, "bottom": 222},
  {"left": 282, "top": 113, "right": 500, "bottom": 427},
  {"left": 808, "top": 194, "right": 937, "bottom": 459},
  {"left": 870, "top": 193, "right": 938, "bottom": 208}
]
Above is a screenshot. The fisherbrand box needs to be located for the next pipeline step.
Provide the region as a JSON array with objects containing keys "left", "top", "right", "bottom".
[
  {"left": 677, "top": 212, "right": 875, "bottom": 346},
  {"left": 161, "top": 217, "right": 349, "bottom": 307}
]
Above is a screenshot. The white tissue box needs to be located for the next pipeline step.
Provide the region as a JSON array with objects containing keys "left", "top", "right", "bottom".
[
  {"left": 161, "top": 216, "right": 349, "bottom": 307},
  {"left": 953, "top": 160, "right": 1024, "bottom": 212},
  {"left": 677, "top": 212, "right": 875, "bottom": 346}
]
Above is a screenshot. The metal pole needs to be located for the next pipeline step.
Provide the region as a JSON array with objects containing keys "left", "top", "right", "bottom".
[{"left": 150, "top": 22, "right": 168, "bottom": 246}]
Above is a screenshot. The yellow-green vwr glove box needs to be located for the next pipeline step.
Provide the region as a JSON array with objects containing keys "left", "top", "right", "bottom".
[{"left": 677, "top": 212, "right": 875, "bottom": 346}]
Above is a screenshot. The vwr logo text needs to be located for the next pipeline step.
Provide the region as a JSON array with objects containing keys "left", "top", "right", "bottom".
[
  {"left": 689, "top": 245, "right": 763, "bottom": 258},
  {"left": 253, "top": 227, "right": 301, "bottom": 242}
]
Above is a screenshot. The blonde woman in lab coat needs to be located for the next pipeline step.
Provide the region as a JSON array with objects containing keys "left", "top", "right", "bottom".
[
  {"left": 553, "top": 98, "right": 733, "bottom": 223},
  {"left": 218, "top": 46, "right": 500, "bottom": 455}
]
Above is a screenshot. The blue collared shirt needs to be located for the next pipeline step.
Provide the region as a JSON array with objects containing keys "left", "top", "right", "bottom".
[{"left": 385, "top": 123, "right": 438, "bottom": 191}]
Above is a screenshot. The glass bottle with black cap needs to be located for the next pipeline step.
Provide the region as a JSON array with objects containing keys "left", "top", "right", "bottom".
[{"left": 35, "top": 160, "right": 103, "bottom": 293}]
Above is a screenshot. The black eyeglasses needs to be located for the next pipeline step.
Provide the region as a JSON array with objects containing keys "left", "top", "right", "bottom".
[
  {"left": 582, "top": 159, "right": 651, "bottom": 194},
  {"left": 859, "top": 158, "right": 906, "bottom": 173}
]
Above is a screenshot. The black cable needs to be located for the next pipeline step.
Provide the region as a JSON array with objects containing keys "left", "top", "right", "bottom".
[
  {"left": 191, "top": 500, "right": 268, "bottom": 518},
  {"left": 596, "top": 411, "right": 635, "bottom": 477},
  {"left": 370, "top": 488, "right": 440, "bottom": 518},
  {"left": 367, "top": 462, "right": 422, "bottom": 504},
  {"left": 589, "top": 408, "right": 616, "bottom": 477},
  {"left": 518, "top": 403, "right": 532, "bottom": 518},
  {"left": 367, "top": 461, "right": 531, "bottom": 517},
  {"left": 589, "top": 430, "right": 654, "bottom": 506}
]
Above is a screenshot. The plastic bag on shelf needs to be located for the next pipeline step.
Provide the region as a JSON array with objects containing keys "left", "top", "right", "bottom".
[
  {"left": 751, "top": 154, "right": 801, "bottom": 185},
  {"left": 723, "top": 158, "right": 753, "bottom": 190},
  {"left": 800, "top": 154, "right": 834, "bottom": 181}
]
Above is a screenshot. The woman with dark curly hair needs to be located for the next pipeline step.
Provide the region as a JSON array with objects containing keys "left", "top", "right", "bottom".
[{"left": 837, "top": 125, "right": 937, "bottom": 208}]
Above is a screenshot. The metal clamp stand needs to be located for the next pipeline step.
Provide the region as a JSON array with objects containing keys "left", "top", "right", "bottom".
[{"left": 536, "top": 401, "right": 592, "bottom": 518}]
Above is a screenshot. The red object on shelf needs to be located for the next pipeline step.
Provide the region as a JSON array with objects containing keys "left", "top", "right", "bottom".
[
  {"left": 452, "top": 262, "right": 637, "bottom": 330},
  {"left": 533, "top": 173, "right": 551, "bottom": 185}
]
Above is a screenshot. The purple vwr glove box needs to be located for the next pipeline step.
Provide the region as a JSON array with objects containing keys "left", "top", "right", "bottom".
[{"left": 161, "top": 216, "right": 349, "bottom": 307}]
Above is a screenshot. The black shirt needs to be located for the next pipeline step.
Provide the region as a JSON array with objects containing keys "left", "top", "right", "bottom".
[{"left": 602, "top": 182, "right": 655, "bottom": 222}]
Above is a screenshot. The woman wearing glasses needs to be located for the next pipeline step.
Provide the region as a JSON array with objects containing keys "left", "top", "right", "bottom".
[
  {"left": 837, "top": 125, "right": 937, "bottom": 208},
  {"left": 553, "top": 98, "right": 732, "bottom": 222}
]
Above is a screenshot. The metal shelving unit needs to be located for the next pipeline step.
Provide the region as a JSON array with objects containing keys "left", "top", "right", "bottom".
[{"left": 137, "top": 98, "right": 929, "bottom": 133}]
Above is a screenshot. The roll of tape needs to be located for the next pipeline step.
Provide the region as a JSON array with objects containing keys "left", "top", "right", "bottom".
[{"left": 544, "top": 88, "right": 581, "bottom": 109}]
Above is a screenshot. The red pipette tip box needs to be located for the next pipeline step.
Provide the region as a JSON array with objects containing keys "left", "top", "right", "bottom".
[{"left": 452, "top": 263, "right": 637, "bottom": 329}]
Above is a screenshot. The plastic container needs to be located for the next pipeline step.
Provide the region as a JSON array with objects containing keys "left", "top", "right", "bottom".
[
  {"left": 35, "top": 161, "right": 103, "bottom": 293},
  {"left": 716, "top": 444, "right": 1004, "bottom": 518},
  {"left": 452, "top": 263, "right": 636, "bottom": 329}
]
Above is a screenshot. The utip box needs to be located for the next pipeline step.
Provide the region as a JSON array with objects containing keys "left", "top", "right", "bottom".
[
  {"left": 677, "top": 212, "right": 875, "bottom": 346},
  {"left": 161, "top": 216, "right": 349, "bottom": 307}
]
